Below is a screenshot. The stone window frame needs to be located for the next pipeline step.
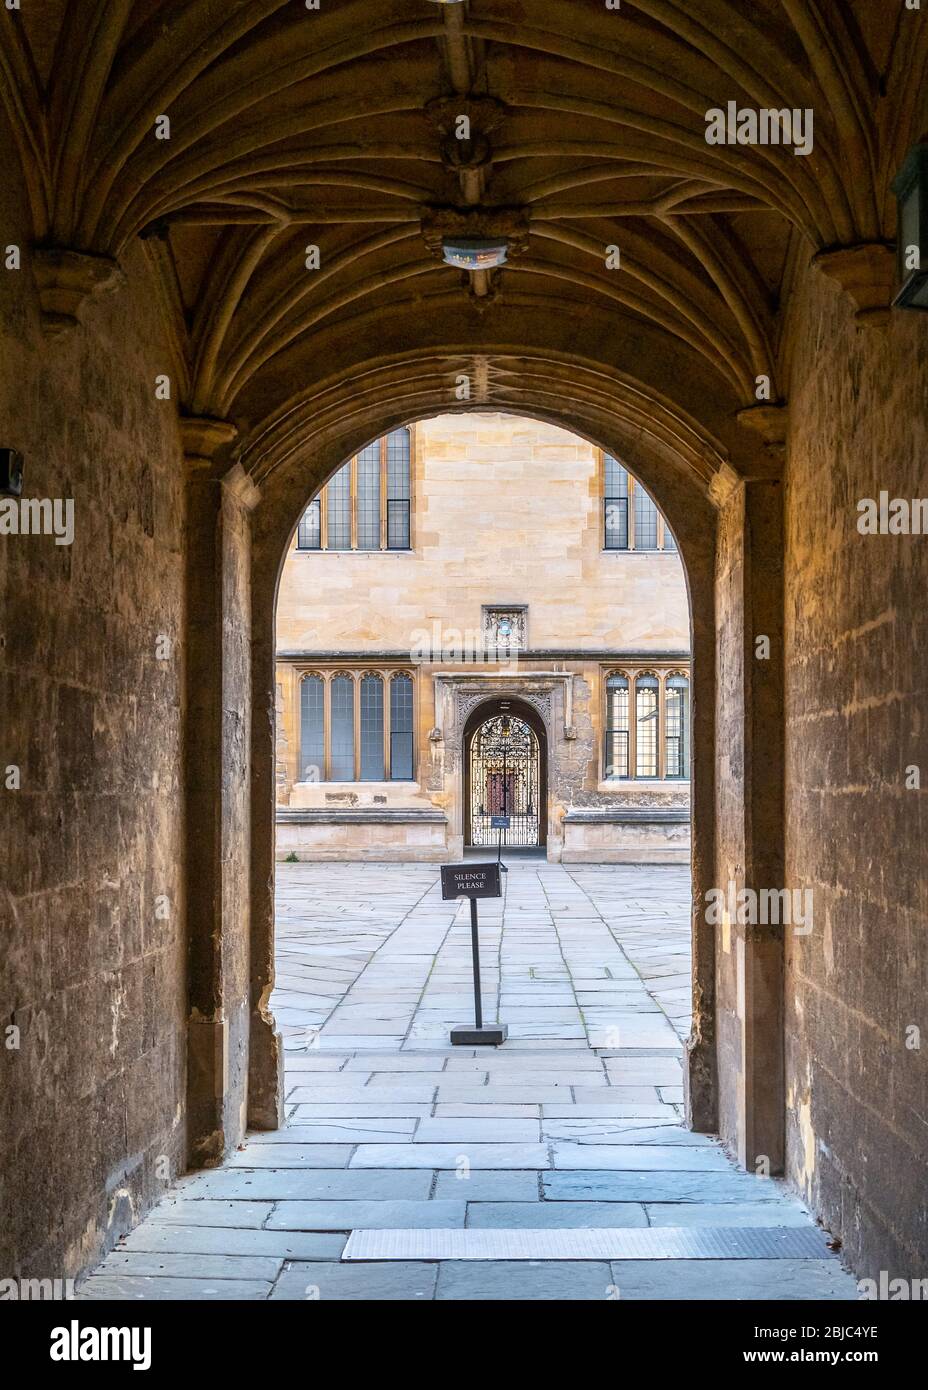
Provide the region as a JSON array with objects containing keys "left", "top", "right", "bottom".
[
  {"left": 295, "top": 424, "right": 416, "bottom": 552},
  {"left": 600, "top": 661, "right": 691, "bottom": 782},
  {"left": 296, "top": 665, "right": 417, "bottom": 782},
  {"left": 600, "top": 449, "right": 677, "bottom": 552}
]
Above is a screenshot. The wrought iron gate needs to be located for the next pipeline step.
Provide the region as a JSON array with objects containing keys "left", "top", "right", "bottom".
[{"left": 468, "top": 714, "right": 541, "bottom": 847}]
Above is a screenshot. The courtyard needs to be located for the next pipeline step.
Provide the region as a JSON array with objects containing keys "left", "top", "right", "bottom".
[{"left": 75, "top": 863, "right": 857, "bottom": 1301}]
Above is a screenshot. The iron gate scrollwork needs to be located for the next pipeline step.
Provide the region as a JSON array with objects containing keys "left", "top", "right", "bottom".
[{"left": 468, "top": 713, "right": 541, "bottom": 847}]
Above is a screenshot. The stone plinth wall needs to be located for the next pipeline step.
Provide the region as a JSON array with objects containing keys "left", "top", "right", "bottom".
[
  {"left": 561, "top": 812, "right": 690, "bottom": 864},
  {"left": 277, "top": 807, "right": 449, "bottom": 861},
  {"left": 783, "top": 260, "right": 928, "bottom": 1278},
  {"left": 0, "top": 136, "right": 186, "bottom": 1276}
]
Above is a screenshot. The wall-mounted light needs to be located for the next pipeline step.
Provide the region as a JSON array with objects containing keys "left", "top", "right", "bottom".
[
  {"left": 891, "top": 140, "right": 928, "bottom": 311},
  {"left": 0, "top": 448, "right": 23, "bottom": 497},
  {"left": 441, "top": 238, "right": 509, "bottom": 270}
]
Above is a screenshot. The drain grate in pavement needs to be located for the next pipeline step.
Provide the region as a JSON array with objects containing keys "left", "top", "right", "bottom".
[{"left": 342, "top": 1226, "right": 830, "bottom": 1262}]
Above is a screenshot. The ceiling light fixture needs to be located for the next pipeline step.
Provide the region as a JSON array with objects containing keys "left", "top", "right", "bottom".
[{"left": 441, "top": 238, "right": 509, "bottom": 270}]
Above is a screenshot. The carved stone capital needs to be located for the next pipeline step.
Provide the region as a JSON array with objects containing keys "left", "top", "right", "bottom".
[
  {"left": 32, "top": 247, "right": 124, "bottom": 335},
  {"left": 735, "top": 402, "right": 789, "bottom": 453},
  {"left": 812, "top": 242, "right": 896, "bottom": 328},
  {"left": 181, "top": 415, "right": 239, "bottom": 470}
]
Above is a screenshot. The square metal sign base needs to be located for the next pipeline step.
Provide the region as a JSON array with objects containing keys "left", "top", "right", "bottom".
[{"left": 450, "top": 1024, "right": 508, "bottom": 1047}]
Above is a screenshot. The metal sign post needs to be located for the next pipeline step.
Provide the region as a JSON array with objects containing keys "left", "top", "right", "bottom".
[{"left": 440, "top": 861, "right": 508, "bottom": 1046}]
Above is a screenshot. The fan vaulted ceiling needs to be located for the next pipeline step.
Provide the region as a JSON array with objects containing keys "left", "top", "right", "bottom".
[{"left": 2, "top": 0, "right": 923, "bottom": 484}]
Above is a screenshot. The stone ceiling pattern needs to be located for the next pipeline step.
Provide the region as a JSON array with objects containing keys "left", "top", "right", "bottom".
[{"left": 2, "top": 1, "right": 924, "bottom": 488}]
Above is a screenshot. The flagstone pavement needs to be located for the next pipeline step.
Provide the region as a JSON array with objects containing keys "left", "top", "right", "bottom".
[{"left": 77, "top": 861, "right": 858, "bottom": 1301}]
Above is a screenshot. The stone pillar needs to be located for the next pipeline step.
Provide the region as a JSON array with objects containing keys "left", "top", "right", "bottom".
[
  {"left": 713, "top": 467, "right": 786, "bottom": 1174},
  {"left": 182, "top": 417, "right": 260, "bottom": 1166},
  {"left": 248, "top": 528, "right": 286, "bottom": 1133}
]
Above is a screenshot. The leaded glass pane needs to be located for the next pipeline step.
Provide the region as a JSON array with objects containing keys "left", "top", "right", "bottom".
[
  {"left": 634, "top": 484, "right": 659, "bottom": 550},
  {"left": 356, "top": 442, "right": 381, "bottom": 550},
  {"left": 326, "top": 461, "right": 352, "bottom": 550},
  {"left": 665, "top": 675, "right": 690, "bottom": 778},
  {"left": 297, "top": 497, "right": 321, "bottom": 550},
  {"left": 390, "top": 674, "right": 414, "bottom": 779},
  {"left": 386, "top": 429, "right": 410, "bottom": 548},
  {"left": 604, "top": 675, "right": 629, "bottom": 778},
  {"left": 359, "top": 675, "right": 385, "bottom": 779},
  {"left": 636, "top": 675, "right": 660, "bottom": 776},
  {"left": 330, "top": 674, "right": 355, "bottom": 779},
  {"left": 604, "top": 453, "right": 629, "bottom": 549},
  {"left": 299, "top": 675, "right": 324, "bottom": 781}
]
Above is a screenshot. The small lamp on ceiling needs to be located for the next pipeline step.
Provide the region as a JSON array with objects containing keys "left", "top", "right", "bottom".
[
  {"left": 891, "top": 139, "right": 928, "bottom": 312},
  {"left": 441, "top": 238, "right": 509, "bottom": 270}
]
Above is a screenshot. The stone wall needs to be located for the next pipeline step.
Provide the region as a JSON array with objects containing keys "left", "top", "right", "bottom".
[
  {"left": 0, "top": 137, "right": 187, "bottom": 1277},
  {"left": 276, "top": 414, "right": 690, "bottom": 655},
  {"left": 783, "top": 261, "right": 928, "bottom": 1276}
]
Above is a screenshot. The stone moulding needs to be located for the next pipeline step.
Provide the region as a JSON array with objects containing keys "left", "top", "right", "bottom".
[
  {"left": 277, "top": 808, "right": 447, "bottom": 825},
  {"left": 563, "top": 807, "right": 691, "bottom": 824},
  {"left": 32, "top": 246, "right": 124, "bottom": 336},
  {"left": 812, "top": 242, "right": 896, "bottom": 328}
]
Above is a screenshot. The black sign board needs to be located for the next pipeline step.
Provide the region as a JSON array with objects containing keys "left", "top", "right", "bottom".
[{"left": 440, "top": 861, "right": 502, "bottom": 900}]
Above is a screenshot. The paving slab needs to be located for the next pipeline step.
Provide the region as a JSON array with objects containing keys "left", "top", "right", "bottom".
[
  {"left": 250, "top": 1121, "right": 417, "bottom": 1144},
  {"left": 177, "top": 1169, "right": 433, "bottom": 1201},
  {"left": 552, "top": 1142, "right": 733, "bottom": 1171},
  {"left": 271, "top": 1261, "right": 438, "bottom": 1301},
  {"left": 435, "top": 1260, "right": 614, "bottom": 1300},
  {"left": 414, "top": 1119, "right": 542, "bottom": 1143},
  {"left": 350, "top": 1143, "right": 551, "bottom": 1169},
  {"left": 226, "top": 1145, "right": 353, "bottom": 1168},
  {"left": 543, "top": 1171, "right": 790, "bottom": 1202},
  {"left": 465, "top": 1202, "right": 649, "bottom": 1228},
  {"left": 542, "top": 1121, "right": 711, "bottom": 1145},
  {"left": 289, "top": 1103, "right": 433, "bottom": 1119},
  {"left": 76, "top": 1275, "right": 272, "bottom": 1301},
  {"left": 119, "top": 1226, "right": 346, "bottom": 1259},
  {"left": 96, "top": 1251, "right": 282, "bottom": 1281},
  {"left": 147, "top": 1200, "right": 274, "bottom": 1228},
  {"left": 644, "top": 1202, "right": 814, "bottom": 1228},
  {"left": 606, "top": 1259, "right": 857, "bottom": 1300},
  {"left": 266, "top": 1200, "right": 467, "bottom": 1230},
  {"left": 432, "top": 1171, "right": 541, "bottom": 1201}
]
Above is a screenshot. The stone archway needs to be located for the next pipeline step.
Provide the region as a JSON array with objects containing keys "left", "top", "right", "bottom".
[
  {"left": 463, "top": 698, "right": 549, "bottom": 852},
  {"left": 241, "top": 389, "right": 758, "bottom": 1161}
]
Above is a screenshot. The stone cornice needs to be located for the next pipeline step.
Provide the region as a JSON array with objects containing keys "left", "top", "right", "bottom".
[{"left": 275, "top": 650, "right": 691, "bottom": 664}]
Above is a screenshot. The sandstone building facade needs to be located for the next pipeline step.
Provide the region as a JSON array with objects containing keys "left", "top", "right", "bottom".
[{"left": 275, "top": 414, "right": 691, "bottom": 863}]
